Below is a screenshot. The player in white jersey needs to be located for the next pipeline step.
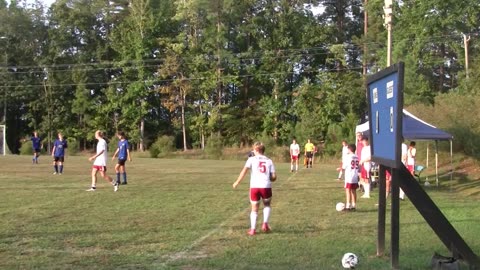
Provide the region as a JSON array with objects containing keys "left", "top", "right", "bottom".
[
  {"left": 359, "top": 137, "right": 371, "bottom": 198},
  {"left": 336, "top": 140, "right": 349, "bottom": 180},
  {"left": 342, "top": 144, "right": 359, "bottom": 211},
  {"left": 86, "top": 130, "right": 118, "bottom": 192},
  {"left": 289, "top": 138, "right": 300, "bottom": 172},
  {"left": 233, "top": 142, "right": 277, "bottom": 236},
  {"left": 406, "top": 141, "right": 416, "bottom": 175}
]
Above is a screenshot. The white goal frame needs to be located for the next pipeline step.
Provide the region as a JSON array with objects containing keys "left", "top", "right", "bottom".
[{"left": 0, "top": 125, "right": 5, "bottom": 156}]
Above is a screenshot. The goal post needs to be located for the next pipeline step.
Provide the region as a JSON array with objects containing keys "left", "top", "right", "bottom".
[{"left": 0, "top": 124, "right": 6, "bottom": 155}]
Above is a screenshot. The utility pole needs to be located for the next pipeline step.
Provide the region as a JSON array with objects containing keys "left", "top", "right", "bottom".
[
  {"left": 363, "top": 0, "right": 368, "bottom": 76},
  {"left": 463, "top": 33, "right": 471, "bottom": 79},
  {"left": 384, "top": 0, "right": 393, "bottom": 67}
]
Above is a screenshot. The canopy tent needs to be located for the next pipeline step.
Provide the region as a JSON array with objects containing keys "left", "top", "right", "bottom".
[{"left": 355, "top": 109, "right": 453, "bottom": 185}]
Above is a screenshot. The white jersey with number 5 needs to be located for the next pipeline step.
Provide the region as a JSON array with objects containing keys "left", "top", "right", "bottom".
[{"left": 245, "top": 155, "right": 275, "bottom": 188}]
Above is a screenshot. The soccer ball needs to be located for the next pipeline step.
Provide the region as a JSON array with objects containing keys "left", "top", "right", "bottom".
[
  {"left": 336, "top": 202, "right": 345, "bottom": 212},
  {"left": 341, "top": 252, "right": 358, "bottom": 269}
]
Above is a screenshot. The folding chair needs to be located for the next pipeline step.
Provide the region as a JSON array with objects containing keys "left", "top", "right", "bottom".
[{"left": 414, "top": 165, "right": 425, "bottom": 182}]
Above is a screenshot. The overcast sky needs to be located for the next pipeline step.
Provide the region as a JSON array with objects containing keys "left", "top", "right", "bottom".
[{"left": 7, "top": 0, "right": 55, "bottom": 8}]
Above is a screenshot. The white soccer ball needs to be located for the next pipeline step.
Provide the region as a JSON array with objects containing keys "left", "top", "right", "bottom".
[
  {"left": 424, "top": 181, "right": 431, "bottom": 187},
  {"left": 336, "top": 202, "right": 345, "bottom": 212},
  {"left": 341, "top": 252, "right": 358, "bottom": 269}
]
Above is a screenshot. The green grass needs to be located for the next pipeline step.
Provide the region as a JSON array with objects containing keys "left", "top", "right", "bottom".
[{"left": 0, "top": 155, "right": 479, "bottom": 269}]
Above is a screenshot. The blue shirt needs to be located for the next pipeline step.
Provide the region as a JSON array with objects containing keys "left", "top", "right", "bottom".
[
  {"left": 53, "top": 139, "right": 68, "bottom": 157},
  {"left": 117, "top": 139, "right": 129, "bottom": 160},
  {"left": 31, "top": 137, "right": 42, "bottom": 149}
]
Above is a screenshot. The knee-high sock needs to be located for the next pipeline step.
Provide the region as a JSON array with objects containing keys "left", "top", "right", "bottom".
[
  {"left": 123, "top": 172, "right": 127, "bottom": 183},
  {"left": 263, "top": 206, "right": 271, "bottom": 223},
  {"left": 116, "top": 173, "right": 120, "bottom": 183},
  {"left": 364, "top": 183, "right": 371, "bottom": 196},
  {"left": 59, "top": 165, "right": 63, "bottom": 173},
  {"left": 250, "top": 211, "right": 258, "bottom": 230},
  {"left": 54, "top": 165, "right": 58, "bottom": 173}
]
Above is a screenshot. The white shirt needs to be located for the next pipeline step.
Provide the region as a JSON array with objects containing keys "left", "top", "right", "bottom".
[
  {"left": 341, "top": 145, "right": 349, "bottom": 164},
  {"left": 361, "top": 145, "right": 371, "bottom": 172},
  {"left": 290, "top": 143, "right": 300, "bottom": 156},
  {"left": 407, "top": 147, "right": 416, "bottom": 166},
  {"left": 342, "top": 153, "right": 359, "bottom": 184},
  {"left": 93, "top": 138, "right": 108, "bottom": 166},
  {"left": 401, "top": 143, "right": 408, "bottom": 165},
  {"left": 244, "top": 154, "right": 275, "bottom": 188}
]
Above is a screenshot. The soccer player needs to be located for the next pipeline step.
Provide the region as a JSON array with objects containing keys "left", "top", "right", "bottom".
[
  {"left": 112, "top": 131, "right": 132, "bottom": 185},
  {"left": 31, "top": 131, "right": 42, "bottom": 164},
  {"left": 304, "top": 139, "right": 315, "bottom": 168},
  {"left": 342, "top": 143, "right": 359, "bottom": 211},
  {"left": 289, "top": 138, "right": 300, "bottom": 172},
  {"left": 233, "top": 142, "right": 277, "bottom": 236},
  {"left": 87, "top": 130, "right": 118, "bottom": 192},
  {"left": 406, "top": 141, "right": 416, "bottom": 175},
  {"left": 51, "top": 132, "right": 68, "bottom": 175},
  {"left": 336, "top": 140, "right": 349, "bottom": 180},
  {"left": 359, "top": 136, "right": 371, "bottom": 198}
]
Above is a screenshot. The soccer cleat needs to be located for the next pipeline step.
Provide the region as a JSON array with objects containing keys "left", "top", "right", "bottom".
[
  {"left": 261, "top": 223, "right": 271, "bottom": 233},
  {"left": 53, "top": 172, "right": 57, "bottom": 175},
  {"left": 114, "top": 184, "right": 119, "bottom": 192},
  {"left": 121, "top": 181, "right": 127, "bottom": 185},
  {"left": 86, "top": 187, "right": 96, "bottom": 192},
  {"left": 361, "top": 195, "right": 370, "bottom": 198},
  {"left": 247, "top": 229, "right": 256, "bottom": 236}
]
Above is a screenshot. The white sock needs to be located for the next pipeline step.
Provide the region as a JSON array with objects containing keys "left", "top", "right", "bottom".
[
  {"left": 346, "top": 203, "right": 351, "bottom": 209},
  {"left": 290, "top": 164, "right": 293, "bottom": 171},
  {"left": 400, "top": 189, "right": 405, "bottom": 199},
  {"left": 364, "top": 183, "right": 370, "bottom": 196},
  {"left": 263, "top": 207, "right": 271, "bottom": 223},
  {"left": 250, "top": 211, "right": 257, "bottom": 230},
  {"left": 338, "top": 171, "right": 342, "bottom": 179}
]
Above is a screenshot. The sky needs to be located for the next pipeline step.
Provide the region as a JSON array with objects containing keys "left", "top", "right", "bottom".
[{"left": 7, "top": 0, "right": 55, "bottom": 8}]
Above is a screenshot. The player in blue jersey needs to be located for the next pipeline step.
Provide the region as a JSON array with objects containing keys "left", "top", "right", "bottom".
[
  {"left": 31, "top": 131, "right": 43, "bottom": 164},
  {"left": 112, "top": 131, "right": 132, "bottom": 185},
  {"left": 51, "top": 132, "right": 68, "bottom": 175}
]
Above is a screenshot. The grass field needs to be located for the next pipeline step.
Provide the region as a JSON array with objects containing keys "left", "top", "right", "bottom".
[{"left": 0, "top": 154, "right": 479, "bottom": 269}]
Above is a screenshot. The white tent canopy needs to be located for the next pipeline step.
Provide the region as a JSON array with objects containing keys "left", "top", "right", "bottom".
[{"left": 356, "top": 109, "right": 453, "bottom": 185}]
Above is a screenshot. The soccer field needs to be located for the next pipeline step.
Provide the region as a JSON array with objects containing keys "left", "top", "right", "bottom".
[{"left": 0, "top": 155, "right": 479, "bottom": 269}]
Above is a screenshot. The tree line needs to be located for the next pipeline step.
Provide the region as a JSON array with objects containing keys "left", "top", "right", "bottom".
[{"left": 1, "top": 0, "right": 480, "bottom": 154}]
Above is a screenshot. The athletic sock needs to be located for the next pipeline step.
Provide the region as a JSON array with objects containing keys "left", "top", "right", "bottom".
[
  {"left": 346, "top": 203, "right": 351, "bottom": 209},
  {"left": 59, "top": 165, "right": 63, "bottom": 173},
  {"left": 364, "top": 183, "right": 371, "bottom": 197},
  {"left": 116, "top": 173, "right": 120, "bottom": 184},
  {"left": 122, "top": 172, "right": 127, "bottom": 183},
  {"left": 250, "top": 211, "right": 258, "bottom": 230},
  {"left": 54, "top": 165, "right": 58, "bottom": 173},
  {"left": 290, "top": 165, "right": 293, "bottom": 171},
  {"left": 263, "top": 206, "right": 271, "bottom": 223}
]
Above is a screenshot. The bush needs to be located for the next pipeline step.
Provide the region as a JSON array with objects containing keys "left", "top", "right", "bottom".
[
  {"left": 66, "top": 137, "right": 79, "bottom": 156},
  {"left": 149, "top": 135, "right": 175, "bottom": 158},
  {"left": 205, "top": 134, "right": 223, "bottom": 159},
  {"left": 19, "top": 140, "right": 33, "bottom": 155}
]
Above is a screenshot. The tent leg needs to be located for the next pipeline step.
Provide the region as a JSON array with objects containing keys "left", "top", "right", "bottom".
[{"left": 435, "top": 141, "right": 439, "bottom": 186}]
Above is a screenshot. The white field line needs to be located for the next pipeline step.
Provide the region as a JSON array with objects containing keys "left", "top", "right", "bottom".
[{"left": 159, "top": 168, "right": 299, "bottom": 267}]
